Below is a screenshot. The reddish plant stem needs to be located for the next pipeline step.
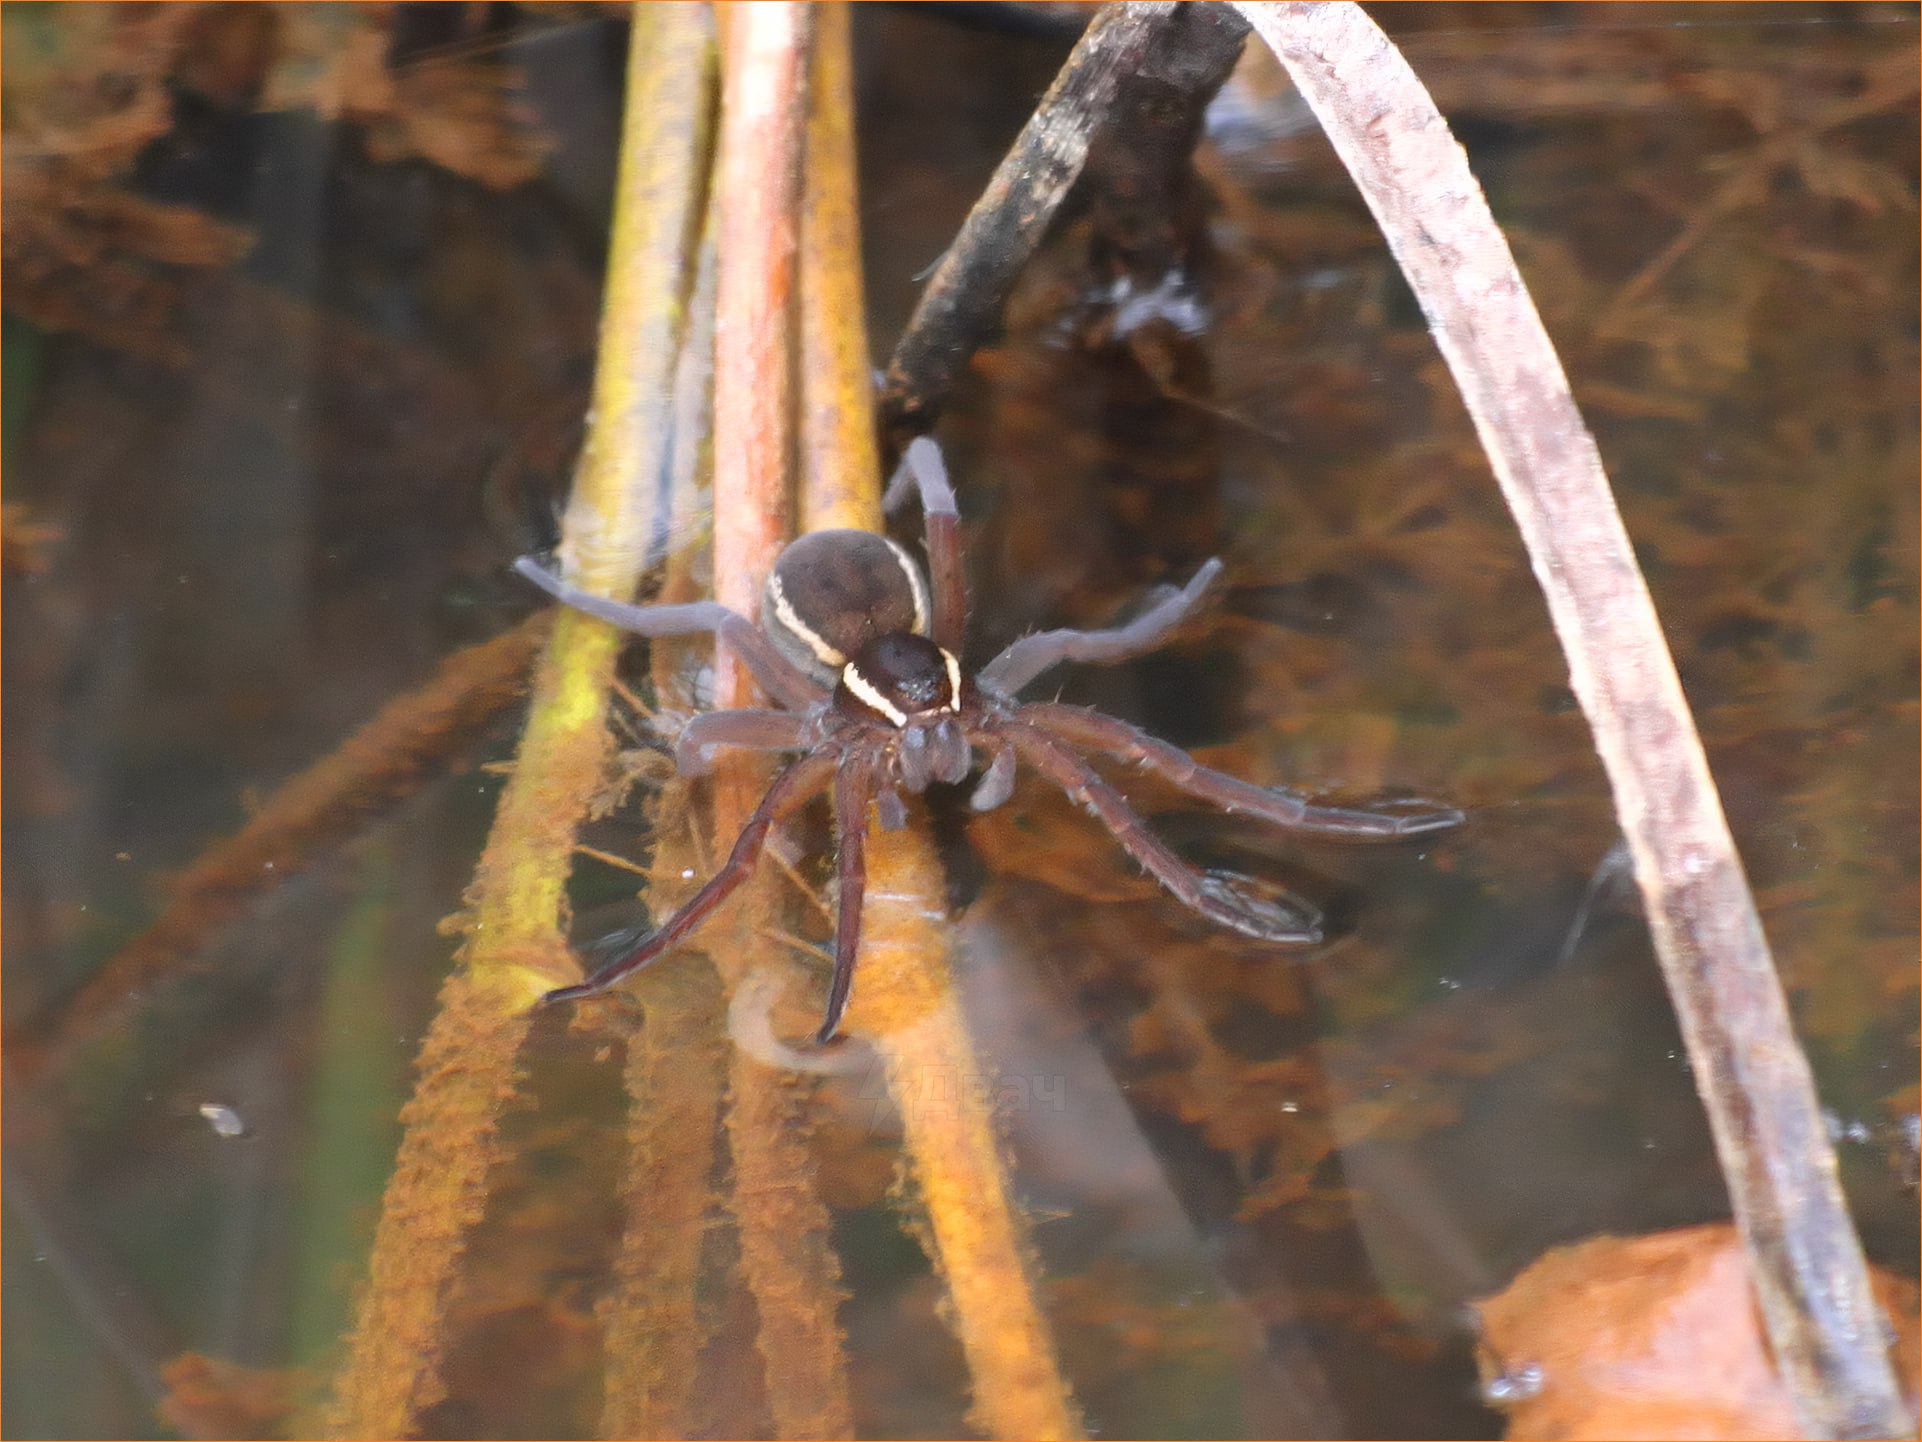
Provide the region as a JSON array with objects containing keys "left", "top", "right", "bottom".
[
  {"left": 712, "top": 1, "right": 810, "bottom": 713},
  {"left": 711, "top": 8, "right": 856, "bottom": 1439}
]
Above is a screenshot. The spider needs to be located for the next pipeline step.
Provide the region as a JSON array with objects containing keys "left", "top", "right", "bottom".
[{"left": 516, "top": 438, "right": 1462, "bottom": 1043}]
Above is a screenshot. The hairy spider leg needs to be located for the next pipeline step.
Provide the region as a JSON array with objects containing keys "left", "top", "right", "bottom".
[
  {"left": 674, "top": 709, "right": 810, "bottom": 776},
  {"left": 884, "top": 437, "right": 966, "bottom": 652},
  {"left": 969, "top": 736, "right": 1018, "bottom": 812},
  {"left": 979, "top": 556, "right": 1226, "bottom": 697},
  {"left": 1003, "top": 722, "right": 1323, "bottom": 944},
  {"left": 1018, "top": 702, "right": 1466, "bottom": 838},
  {"left": 544, "top": 750, "right": 841, "bottom": 1004},
  {"left": 820, "top": 751, "right": 881, "bottom": 1042},
  {"left": 513, "top": 556, "right": 826, "bottom": 712}
]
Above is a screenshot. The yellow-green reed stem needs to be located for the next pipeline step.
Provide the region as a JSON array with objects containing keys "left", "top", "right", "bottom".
[
  {"left": 799, "top": 0, "right": 881, "bottom": 535},
  {"left": 324, "top": 6, "right": 716, "bottom": 1433},
  {"left": 599, "top": 174, "right": 730, "bottom": 1440}
]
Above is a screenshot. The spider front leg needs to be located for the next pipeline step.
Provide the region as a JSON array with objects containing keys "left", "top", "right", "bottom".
[
  {"left": 515, "top": 556, "right": 826, "bottom": 713},
  {"left": 1003, "top": 720, "right": 1323, "bottom": 944},
  {"left": 545, "top": 750, "right": 840, "bottom": 1004},
  {"left": 674, "top": 709, "right": 811, "bottom": 776},
  {"left": 979, "top": 557, "right": 1225, "bottom": 697},
  {"left": 884, "top": 437, "right": 965, "bottom": 652},
  {"left": 818, "top": 750, "right": 882, "bottom": 1043},
  {"left": 1019, "top": 702, "right": 1464, "bottom": 838}
]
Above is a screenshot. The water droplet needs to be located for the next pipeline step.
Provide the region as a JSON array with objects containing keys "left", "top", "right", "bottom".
[
  {"left": 1197, "top": 871, "right": 1321, "bottom": 943},
  {"left": 1482, "top": 1362, "right": 1544, "bottom": 1404},
  {"left": 198, "top": 1103, "right": 246, "bottom": 1138}
]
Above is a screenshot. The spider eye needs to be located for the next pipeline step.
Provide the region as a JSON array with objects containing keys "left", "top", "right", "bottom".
[
  {"left": 837, "top": 633, "right": 962, "bottom": 727},
  {"left": 763, "top": 529, "right": 930, "bottom": 684}
]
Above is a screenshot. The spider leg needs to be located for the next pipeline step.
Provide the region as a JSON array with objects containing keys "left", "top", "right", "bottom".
[
  {"left": 818, "top": 751, "right": 882, "bottom": 1042},
  {"left": 545, "top": 750, "right": 840, "bottom": 1004},
  {"left": 969, "top": 735, "right": 1018, "bottom": 812},
  {"left": 515, "top": 555, "right": 827, "bottom": 712},
  {"left": 1019, "top": 702, "right": 1465, "bottom": 838},
  {"left": 1003, "top": 720, "right": 1323, "bottom": 944},
  {"left": 884, "top": 437, "right": 965, "bottom": 651},
  {"left": 674, "top": 709, "right": 810, "bottom": 777},
  {"left": 979, "top": 557, "right": 1224, "bottom": 697}
]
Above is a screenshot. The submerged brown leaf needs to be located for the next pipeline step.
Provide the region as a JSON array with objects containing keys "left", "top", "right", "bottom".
[{"left": 1475, "top": 1224, "right": 1921, "bottom": 1441}]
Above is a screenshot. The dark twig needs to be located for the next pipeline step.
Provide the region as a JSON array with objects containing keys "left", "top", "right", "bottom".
[
  {"left": 1234, "top": 6, "right": 1911, "bottom": 1438},
  {"left": 1079, "top": 1, "right": 1248, "bottom": 286},
  {"left": 878, "top": 1, "right": 1248, "bottom": 446}
]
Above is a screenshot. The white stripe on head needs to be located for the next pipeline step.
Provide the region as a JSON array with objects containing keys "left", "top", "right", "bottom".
[
  {"left": 840, "top": 662, "right": 908, "bottom": 727},
  {"left": 885, "top": 537, "right": 931, "bottom": 636},
  {"left": 767, "top": 570, "right": 845, "bottom": 667},
  {"left": 941, "top": 648, "right": 962, "bottom": 712}
]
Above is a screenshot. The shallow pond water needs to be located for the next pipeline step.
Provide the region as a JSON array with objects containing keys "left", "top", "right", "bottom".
[{"left": 4, "top": 4, "right": 1916, "bottom": 1437}]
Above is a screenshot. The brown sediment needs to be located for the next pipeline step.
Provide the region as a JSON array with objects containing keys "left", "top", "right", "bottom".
[
  {"left": 1232, "top": 5, "right": 1911, "bottom": 1438},
  {"left": 13, "top": 612, "right": 548, "bottom": 1079},
  {"left": 323, "top": 5, "right": 715, "bottom": 1433}
]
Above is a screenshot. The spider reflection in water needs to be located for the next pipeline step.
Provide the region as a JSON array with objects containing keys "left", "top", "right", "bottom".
[{"left": 517, "top": 439, "right": 1462, "bottom": 1043}]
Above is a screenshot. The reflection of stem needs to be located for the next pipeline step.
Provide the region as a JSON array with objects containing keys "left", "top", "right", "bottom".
[
  {"left": 858, "top": 834, "right": 1083, "bottom": 1440},
  {"left": 1233, "top": 6, "right": 1910, "bottom": 1438},
  {"left": 600, "top": 955, "right": 729, "bottom": 1437},
  {"left": 803, "top": 9, "right": 1078, "bottom": 1433},
  {"left": 12, "top": 613, "right": 548, "bottom": 1079},
  {"left": 324, "top": 6, "right": 714, "bottom": 1434}
]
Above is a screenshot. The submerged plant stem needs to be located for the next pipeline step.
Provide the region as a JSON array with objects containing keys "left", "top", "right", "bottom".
[
  {"left": 1233, "top": 5, "right": 1911, "bottom": 1438},
  {"left": 13, "top": 614, "right": 548, "bottom": 1078},
  {"left": 325, "top": 6, "right": 715, "bottom": 1433},
  {"left": 856, "top": 835, "right": 1084, "bottom": 1440},
  {"left": 598, "top": 63, "right": 727, "bottom": 1442},
  {"left": 800, "top": 11, "right": 1078, "bottom": 1430},
  {"left": 800, "top": 1, "right": 881, "bottom": 535}
]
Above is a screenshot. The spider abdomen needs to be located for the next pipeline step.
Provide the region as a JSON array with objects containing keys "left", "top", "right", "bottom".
[{"left": 763, "top": 529, "right": 931, "bottom": 683}]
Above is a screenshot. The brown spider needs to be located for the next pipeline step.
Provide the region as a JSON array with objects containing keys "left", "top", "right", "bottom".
[{"left": 517, "top": 439, "right": 1461, "bottom": 1042}]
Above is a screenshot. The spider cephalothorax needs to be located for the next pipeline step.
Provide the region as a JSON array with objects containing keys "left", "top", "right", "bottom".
[{"left": 517, "top": 438, "right": 1461, "bottom": 1042}]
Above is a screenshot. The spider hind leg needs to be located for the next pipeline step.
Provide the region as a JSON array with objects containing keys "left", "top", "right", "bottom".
[{"left": 1005, "top": 721, "right": 1321, "bottom": 945}]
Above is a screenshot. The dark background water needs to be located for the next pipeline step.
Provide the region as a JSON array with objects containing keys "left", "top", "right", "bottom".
[{"left": 4, "top": 4, "right": 1916, "bottom": 1437}]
